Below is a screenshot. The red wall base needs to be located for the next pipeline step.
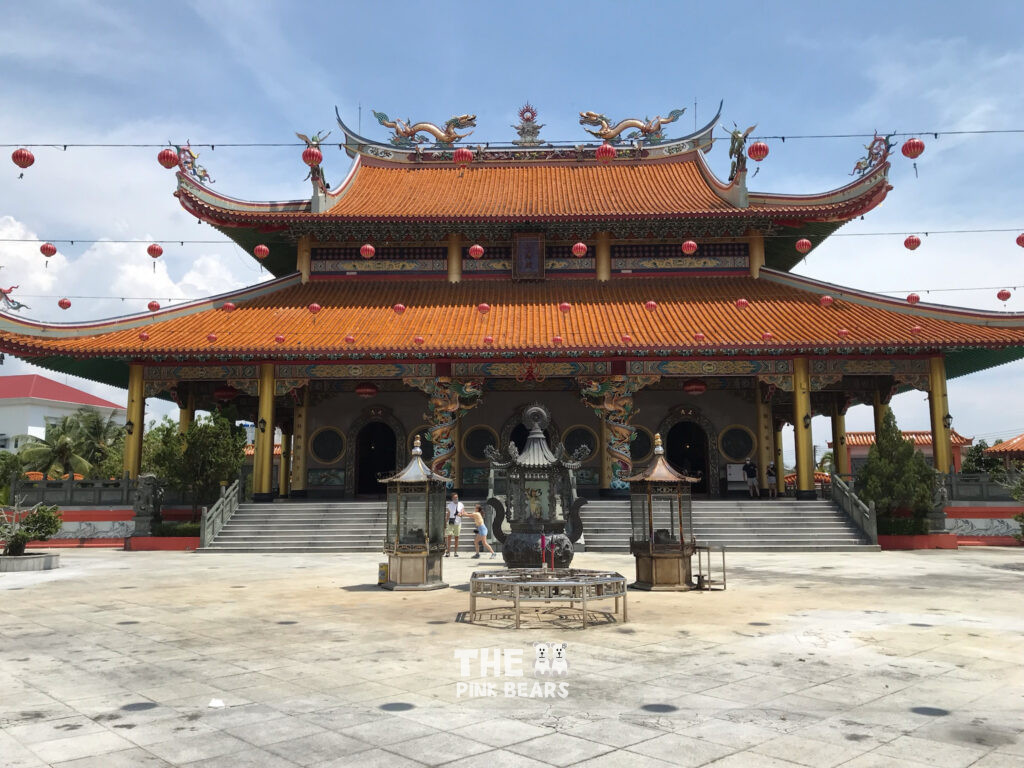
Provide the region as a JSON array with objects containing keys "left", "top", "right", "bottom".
[
  {"left": 125, "top": 537, "right": 200, "bottom": 551},
  {"left": 27, "top": 538, "right": 124, "bottom": 549},
  {"left": 878, "top": 534, "right": 959, "bottom": 550},
  {"left": 957, "top": 536, "right": 1021, "bottom": 547}
]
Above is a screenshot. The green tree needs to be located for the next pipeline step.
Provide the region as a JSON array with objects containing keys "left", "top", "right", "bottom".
[
  {"left": 73, "top": 409, "right": 125, "bottom": 478},
  {"left": 856, "top": 409, "right": 935, "bottom": 534},
  {"left": 17, "top": 416, "right": 93, "bottom": 479},
  {"left": 140, "top": 417, "right": 184, "bottom": 479},
  {"left": 1, "top": 502, "right": 63, "bottom": 556},
  {"left": 0, "top": 452, "right": 23, "bottom": 505},
  {"left": 816, "top": 450, "right": 835, "bottom": 473},
  {"left": 961, "top": 439, "right": 1008, "bottom": 482}
]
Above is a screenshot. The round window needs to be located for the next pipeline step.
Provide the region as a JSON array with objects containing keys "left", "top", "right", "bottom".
[
  {"left": 630, "top": 427, "right": 653, "bottom": 463},
  {"left": 562, "top": 426, "right": 598, "bottom": 461},
  {"left": 309, "top": 427, "right": 345, "bottom": 464},
  {"left": 463, "top": 425, "right": 498, "bottom": 462},
  {"left": 718, "top": 426, "right": 756, "bottom": 463}
]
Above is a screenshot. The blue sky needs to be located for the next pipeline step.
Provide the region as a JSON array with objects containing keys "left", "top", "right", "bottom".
[{"left": 2, "top": 0, "right": 1023, "bottom": 461}]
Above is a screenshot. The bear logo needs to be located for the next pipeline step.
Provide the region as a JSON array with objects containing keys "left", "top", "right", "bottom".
[
  {"left": 549, "top": 642, "right": 569, "bottom": 676},
  {"left": 533, "top": 642, "right": 551, "bottom": 677}
]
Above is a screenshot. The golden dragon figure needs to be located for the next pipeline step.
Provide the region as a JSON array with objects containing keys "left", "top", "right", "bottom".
[
  {"left": 578, "top": 108, "right": 686, "bottom": 142},
  {"left": 371, "top": 110, "right": 476, "bottom": 147}
]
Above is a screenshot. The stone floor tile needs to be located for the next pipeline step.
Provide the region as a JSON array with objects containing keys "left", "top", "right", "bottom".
[
  {"left": 262, "top": 731, "right": 376, "bottom": 765},
  {"left": 559, "top": 717, "right": 665, "bottom": 748},
  {"left": 872, "top": 734, "right": 990, "bottom": 768},
  {"left": 751, "top": 733, "right": 871, "bottom": 768},
  {"left": 572, "top": 752, "right": 681, "bottom": 768},
  {"left": 338, "top": 715, "right": 440, "bottom": 746},
  {"left": 678, "top": 718, "right": 784, "bottom": 749},
  {"left": 4, "top": 713, "right": 108, "bottom": 745},
  {"left": 180, "top": 746, "right": 301, "bottom": 767},
  {"left": 225, "top": 714, "right": 329, "bottom": 747},
  {"left": 505, "top": 732, "right": 614, "bottom": 767},
  {"left": 702, "top": 753, "right": 808, "bottom": 767},
  {"left": 449, "top": 718, "right": 555, "bottom": 747},
  {"left": 101, "top": 715, "right": 220, "bottom": 746},
  {"left": 0, "top": 730, "right": 50, "bottom": 768},
  {"left": 443, "top": 748, "right": 554, "bottom": 767},
  {"left": 385, "top": 730, "right": 497, "bottom": 765},
  {"left": 144, "top": 731, "right": 253, "bottom": 764},
  {"left": 312, "top": 747, "right": 426, "bottom": 767},
  {"left": 627, "top": 733, "right": 735, "bottom": 767},
  {"left": 50, "top": 746, "right": 172, "bottom": 768},
  {"left": 27, "top": 729, "right": 137, "bottom": 764},
  {"left": 970, "top": 753, "right": 1024, "bottom": 768}
]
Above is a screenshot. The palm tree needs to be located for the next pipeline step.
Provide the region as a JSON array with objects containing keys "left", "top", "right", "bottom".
[
  {"left": 73, "top": 409, "right": 125, "bottom": 475},
  {"left": 816, "top": 450, "right": 835, "bottom": 474},
  {"left": 17, "top": 416, "right": 93, "bottom": 479}
]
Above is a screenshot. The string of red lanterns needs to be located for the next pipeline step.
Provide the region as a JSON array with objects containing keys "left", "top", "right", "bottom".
[
  {"left": 572, "top": 242, "right": 587, "bottom": 257},
  {"left": 221, "top": 302, "right": 236, "bottom": 312},
  {"left": 453, "top": 147, "right": 473, "bottom": 169},
  {"left": 819, "top": 295, "right": 834, "bottom": 308},
  {"left": 795, "top": 238, "right": 812, "bottom": 254},
  {"left": 998, "top": 289, "right": 1012, "bottom": 302},
  {"left": 904, "top": 235, "right": 921, "bottom": 251},
  {"left": 302, "top": 146, "right": 323, "bottom": 167},
  {"left": 58, "top": 298, "right": 71, "bottom": 310},
  {"left": 558, "top": 302, "right": 571, "bottom": 313},
  {"left": 552, "top": 335, "right": 563, "bottom": 344},
  {"left": 147, "top": 301, "right": 160, "bottom": 312},
  {"left": 393, "top": 303, "right": 405, "bottom": 314},
  {"left": 138, "top": 331, "right": 150, "bottom": 341},
  {"left": 360, "top": 243, "right": 375, "bottom": 259},
  {"left": 747, "top": 141, "right": 769, "bottom": 162},
  {"left": 12, "top": 148, "right": 35, "bottom": 169},
  {"left": 477, "top": 303, "right": 490, "bottom": 314},
  {"left": 906, "top": 293, "right": 920, "bottom": 305},
  {"left": 468, "top": 244, "right": 484, "bottom": 259},
  {"left": 681, "top": 240, "right": 698, "bottom": 255},
  {"left": 735, "top": 298, "right": 749, "bottom": 309},
  {"left": 644, "top": 300, "right": 658, "bottom": 312},
  {"left": 157, "top": 148, "right": 179, "bottom": 169},
  {"left": 595, "top": 142, "right": 615, "bottom": 164},
  {"left": 253, "top": 244, "right": 269, "bottom": 260}
]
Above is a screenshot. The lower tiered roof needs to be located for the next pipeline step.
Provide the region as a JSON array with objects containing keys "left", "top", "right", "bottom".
[{"left": 2, "top": 270, "right": 1024, "bottom": 389}]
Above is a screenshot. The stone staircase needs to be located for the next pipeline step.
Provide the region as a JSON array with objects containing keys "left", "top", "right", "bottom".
[
  {"left": 583, "top": 498, "right": 879, "bottom": 552},
  {"left": 200, "top": 497, "right": 877, "bottom": 553},
  {"left": 200, "top": 499, "right": 492, "bottom": 554}
]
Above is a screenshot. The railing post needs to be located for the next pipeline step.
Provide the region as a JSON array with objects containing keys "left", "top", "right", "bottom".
[{"left": 200, "top": 506, "right": 209, "bottom": 548}]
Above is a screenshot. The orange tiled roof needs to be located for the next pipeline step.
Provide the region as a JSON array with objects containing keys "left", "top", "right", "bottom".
[
  {"left": 4, "top": 273, "right": 1024, "bottom": 359},
  {"left": 178, "top": 155, "right": 888, "bottom": 224},
  {"left": 784, "top": 471, "right": 832, "bottom": 486},
  {"left": 841, "top": 430, "right": 973, "bottom": 448},
  {"left": 983, "top": 433, "right": 1024, "bottom": 455}
]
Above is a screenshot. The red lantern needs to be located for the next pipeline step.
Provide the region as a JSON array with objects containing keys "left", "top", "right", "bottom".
[
  {"left": 735, "top": 298, "right": 749, "bottom": 310},
  {"left": 837, "top": 328, "right": 850, "bottom": 339},
  {"left": 683, "top": 379, "right": 707, "bottom": 395},
  {"left": 222, "top": 302, "right": 236, "bottom": 312},
  {"left": 906, "top": 293, "right": 920, "bottom": 305},
  {"left": 360, "top": 243, "right": 375, "bottom": 259},
  {"left": 644, "top": 300, "right": 658, "bottom": 312},
  {"left": 747, "top": 141, "right": 769, "bottom": 162},
  {"left": 998, "top": 289, "right": 1012, "bottom": 302},
  {"left": 477, "top": 303, "right": 490, "bottom": 314},
  {"left": 483, "top": 335, "right": 494, "bottom": 345},
  {"left": 595, "top": 142, "right": 616, "bottom": 164},
  {"left": 901, "top": 137, "right": 925, "bottom": 160},
  {"left": 274, "top": 334, "right": 286, "bottom": 344},
  {"left": 1017, "top": 233, "right": 1024, "bottom": 248},
  {"left": 761, "top": 331, "right": 773, "bottom": 342},
  {"left": 558, "top": 302, "right": 571, "bottom": 313},
  {"left": 681, "top": 240, "right": 698, "bottom": 255},
  {"left": 453, "top": 147, "right": 473, "bottom": 168},
  {"left": 58, "top": 298, "right": 71, "bottom": 310},
  {"left": 40, "top": 242, "right": 57, "bottom": 258},
  {"left": 904, "top": 235, "right": 921, "bottom": 251},
  {"left": 572, "top": 242, "right": 587, "bottom": 257},
  {"left": 393, "top": 303, "right": 406, "bottom": 314},
  {"left": 693, "top": 332, "right": 706, "bottom": 343},
  {"left": 254, "top": 244, "right": 269, "bottom": 260},
  {"left": 307, "top": 302, "right": 321, "bottom": 315},
  {"left": 355, "top": 382, "right": 378, "bottom": 399},
  {"left": 302, "top": 146, "right": 323, "bottom": 167},
  {"left": 147, "top": 301, "right": 160, "bottom": 312},
  {"left": 910, "top": 325, "right": 922, "bottom": 336},
  {"left": 213, "top": 385, "right": 237, "bottom": 402},
  {"left": 413, "top": 335, "right": 425, "bottom": 345},
  {"left": 469, "top": 244, "right": 484, "bottom": 259},
  {"left": 795, "top": 238, "right": 812, "bottom": 254},
  {"left": 819, "top": 295, "right": 834, "bottom": 308},
  {"left": 11, "top": 148, "right": 34, "bottom": 169},
  {"left": 147, "top": 244, "right": 163, "bottom": 259},
  {"left": 552, "top": 335, "right": 563, "bottom": 345},
  {"left": 621, "top": 334, "right": 632, "bottom": 345},
  {"left": 138, "top": 331, "right": 150, "bottom": 342},
  {"left": 207, "top": 333, "right": 217, "bottom": 343},
  {"left": 157, "top": 148, "right": 179, "bottom": 169},
  {"left": 344, "top": 334, "right": 356, "bottom": 344}
]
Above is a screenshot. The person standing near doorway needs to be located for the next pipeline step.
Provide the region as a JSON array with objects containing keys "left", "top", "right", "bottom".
[
  {"left": 766, "top": 462, "right": 778, "bottom": 499},
  {"left": 445, "top": 493, "right": 464, "bottom": 557},
  {"left": 743, "top": 457, "right": 759, "bottom": 498},
  {"left": 469, "top": 504, "right": 496, "bottom": 559}
]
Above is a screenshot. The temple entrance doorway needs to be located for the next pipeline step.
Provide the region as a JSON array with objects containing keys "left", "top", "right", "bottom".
[
  {"left": 665, "top": 421, "right": 709, "bottom": 494},
  {"left": 355, "top": 422, "right": 397, "bottom": 496}
]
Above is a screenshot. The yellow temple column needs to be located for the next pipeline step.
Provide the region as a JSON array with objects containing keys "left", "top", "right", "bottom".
[
  {"left": 928, "top": 356, "right": 953, "bottom": 473},
  {"left": 290, "top": 388, "right": 308, "bottom": 498},
  {"left": 774, "top": 422, "right": 785, "bottom": 496},
  {"left": 447, "top": 233, "right": 462, "bottom": 283},
  {"left": 253, "top": 363, "right": 276, "bottom": 502},
  {"left": 872, "top": 388, "right": 888, "bottom": 437},
  {"left": 451, "top": 420, "right": 462, "bottom": 490},
  {"left": 178, "top": 388, "right": 195, "bottom": 435},
  {"left": 747, "top": 229, "right": 766, "bottom": 279},
  {"left": 793, "top": 358, "right": 815, "bottom": 500},
  {"left": 755, "top": 386, "right": 773, "bottom": 495},
  {"left": 278, "top": 431, "right": 291, "bottom": 498},
  {"left": 595, "top": 231, "right": 611, "bottom": 282},
  {"left": 599, "top": 420, "right": 611, "bottom": 489},
  {"left": 123, "top": 364, "right": 145, "bottom": 479},
  {"left": 297, "top": 235, "right": 312, "bottom": 284},
  {"left": 831, "top": 399, "right": 849, "bottom": 478}
]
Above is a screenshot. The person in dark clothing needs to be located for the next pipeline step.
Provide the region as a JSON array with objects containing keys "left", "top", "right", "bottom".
[{"left": 743, "top": 457, "right": 759, "bottom": 498}]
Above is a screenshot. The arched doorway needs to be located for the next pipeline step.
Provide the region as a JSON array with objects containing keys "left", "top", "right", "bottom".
[
  {"left": 355, "top": 422, "right": 397, "bottom": 496},
  {"left": 666, "top": 421, "right": 709, "bottom": 494}
]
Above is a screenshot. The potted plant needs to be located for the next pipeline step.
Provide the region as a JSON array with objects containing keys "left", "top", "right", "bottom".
[{"left": 0, "top": 498, "right": 63, "bottom": 571}]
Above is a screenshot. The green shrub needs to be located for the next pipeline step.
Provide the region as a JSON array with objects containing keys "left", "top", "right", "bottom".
[
  {"left": 150, "top": 522, "right": 202, "bottom": 537},
  {"left": 878, "top": 516, "right": 929, "bottom": 536},
  {"left": 1, "top": 503, "right": 63, "bottom": 556}
]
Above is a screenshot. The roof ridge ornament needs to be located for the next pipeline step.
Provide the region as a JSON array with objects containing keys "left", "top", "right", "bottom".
[
  {"left": 579, "top": 108, "right": 686, "bottom": 144},
  {"left": 512, "top": 103, "right": 544, "bottom": 147},
  {"left": 851, "top": 132, "right": 895, "bottom": 177},
  {"left": 371, "top": 109, "right": 477, "bottom": 148},
  {"left": 725, "top": 123, "right": 757, "bottom": 182}
]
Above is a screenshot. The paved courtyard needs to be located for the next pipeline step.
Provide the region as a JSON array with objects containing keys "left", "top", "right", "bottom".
[{"left": 1, "top": 547, "right": 1023, "bottom": 768}]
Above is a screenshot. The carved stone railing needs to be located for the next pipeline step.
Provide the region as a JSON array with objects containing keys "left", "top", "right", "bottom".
[
  {"left": 200, "top": 480, "right": 241, "bottom": 548},
  {"left": 943, "top": 472, "right": 1018, "bottom": 502},
  {"left": 831, "top": 473, "right": 877, "bottom": 544},
  {"left": 12, "top": 476, "right": 134, "bottom": 506}
]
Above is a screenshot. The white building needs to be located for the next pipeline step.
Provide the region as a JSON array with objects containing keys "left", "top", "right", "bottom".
[{"left": 0, "top": 374, "right": 125, "bottom": 452}]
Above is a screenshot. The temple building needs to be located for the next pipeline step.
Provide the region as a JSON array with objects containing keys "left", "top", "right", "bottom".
[{"left": 3, "top": 102, "right": 1024, "bottom": 503}]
